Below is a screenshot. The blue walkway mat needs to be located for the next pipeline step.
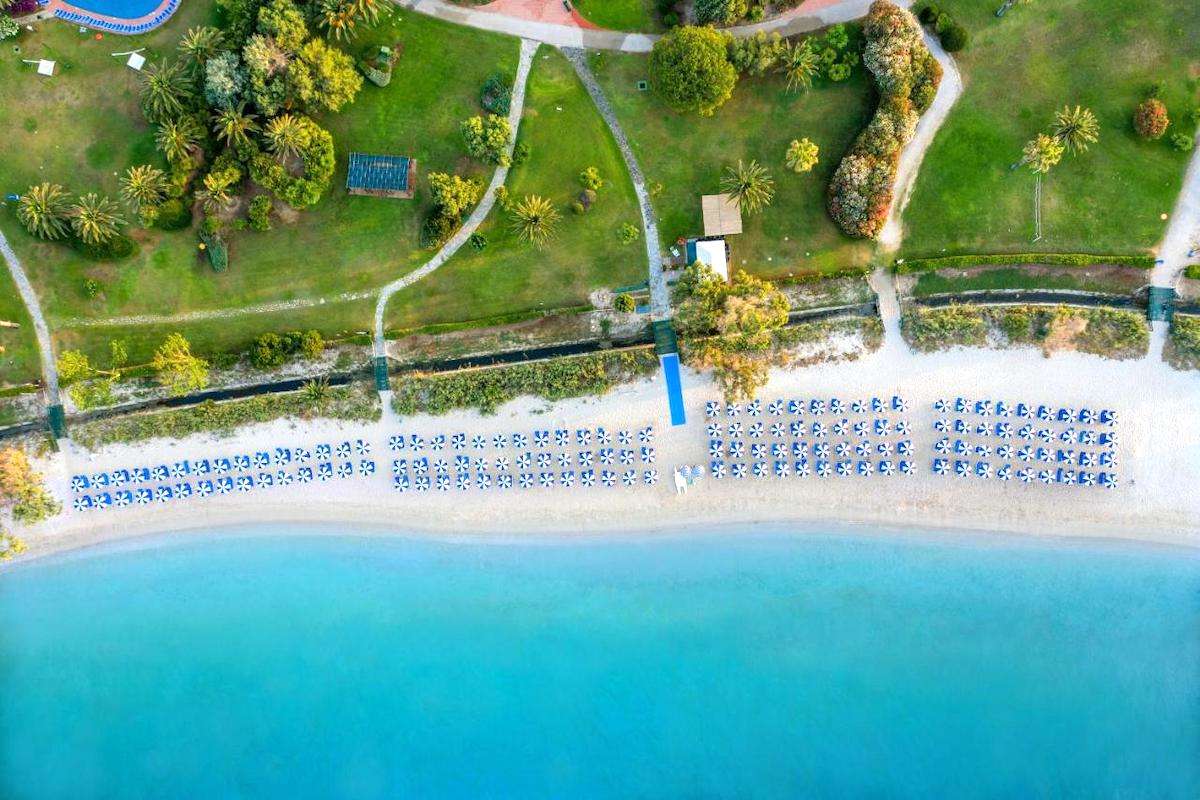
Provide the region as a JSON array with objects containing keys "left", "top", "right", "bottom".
[{"left": 660, "top": 353, "right": 686, "bottom": 426}]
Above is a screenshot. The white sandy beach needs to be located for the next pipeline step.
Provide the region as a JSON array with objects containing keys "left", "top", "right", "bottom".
[{"left": 15, "top": 338, "right": 1200, "bottom": 560}]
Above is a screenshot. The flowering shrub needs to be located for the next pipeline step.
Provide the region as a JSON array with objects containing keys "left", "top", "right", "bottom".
[
  {"left": 827, "top": 1, "right": 941, "bottom": 239},
  {"left": 1133, "top": 98, "right": 1170, "bottom": 140}
]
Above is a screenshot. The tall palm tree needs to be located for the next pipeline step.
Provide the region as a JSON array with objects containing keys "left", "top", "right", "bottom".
[
  {"left": 212, "top": 104, "right": 260, "bottom": 149},
  {"left": 17, "top": 183, "right": 71, "bottom": 241},
  {"left": 1051, "top": 105, "right": 1100, "bottom": 154},
  {"left": 317, "top": 0, "right": 358, "bottom": 41},
  {"left": 178, "top": 26, "right": 225, "bottom": 71},
  {"left": 70, "top": 194, "right": 124, "bottom": 245},
  {"left": 780, "top": 41, "right": 820, "bottom": 94},
  {"left": 264, "top": 113, "right": 309, "bottom": 161},
  {"left": 720, "top": 159, "right": 775, "bottom": 214},
  {"left": 1021, "top": 133, "right": 1064, "bottom": 174},
  {"left": 120, "top": 165, "right": 167, "bottom": 212},
  {"left": 509, "top": 195, "right": 560, "bottom": 246},
  {"left": 196, "top": 171, "right": 235, "bottom": 213},
  {"left": 155, "top": 117, "right": 203, "bottom": 165},
  {"left": 351, "top": 0, "right": 382, "bottom": 24},
  {"left": 139, "top": 59, "right": 191, "bottom": 123}
]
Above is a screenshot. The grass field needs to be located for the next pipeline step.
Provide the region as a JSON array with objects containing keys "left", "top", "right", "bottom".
[
  {"left": 574, "top": 0, "right": 661, "bottom": 32},
  {"left": 900, "top": 0, "right": 1200, "bottom": 258},
  {"left": 591, "top": 50, "right": 876, "bottom": 279},
  {"left": 0, "top": 268, "right": 39, "bottom": 386},
  {"left": 1, "top": 7, "right": 518, "bottom": 335},
  {"left": 386, "top": 48, "right": 645, "bottom": 331},
  {"left": 908, "top": 266, "right": 1149, "bottom": 297}
]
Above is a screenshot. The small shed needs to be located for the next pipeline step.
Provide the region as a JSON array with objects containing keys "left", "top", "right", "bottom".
[
  {"left": 687, "top": 238, "right": 729, "bottom": 282},
  {"left": 346, "top": 153, "right": 417, "bottom": 199},
  {"left": 701, "top": 193, "right": 742, "bottom": 237}
]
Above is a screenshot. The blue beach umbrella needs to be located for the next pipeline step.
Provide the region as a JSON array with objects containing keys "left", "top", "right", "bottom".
[
  {"left": 899, "top": 460, "right": 915, "bottom": 476},
  {"left": 857, "top": 460, "right": 874, "bottom": 477},
  {"left": 855, "top": 442, "right": 871, "bottom": 458},
  {"left": 294, "top": 447, "right": 313, "bottom": 462},
  {"left": 1056, "top": 449, "right": 1074, "bottom": 464},
  {"left": 641, "top": 447, "right": 656, "bottom": 464},
  {"left": 644, "top": 470, "right": 659, "bottom": 486},
  {"left": 748, "top": 422, "right": 765, "bottom": 439},
  {"left": 954, "top": 460, "right": 970, "bottom": 478},
  {"left": 897, "top": 440, "right": 913, "bottom": 456},
  {"left": 954, "top": 397, "right": 968, "bottom": 413},
  {"left": 598, "top": 448, "right": 615, "bottom": 465},
  {"left": 816, "top": 460, "right": 832, "bottom": 477},
  {"left": 876, "top": 441, "right": 893, "bottom": 456},
  {"left": 392, "top": 475, "right": 410, "bottom": 492},
  {"left": 537, "top": 472, "right": 554, "bottom": 488},
  {"left": 1036, "top": 428, "right": 1053, "bottom": 443},
  {"left": 731, "top": 462, "right": 748, "bottom": 479},
  {"left": 774, "top": 460, "right": 790, "bottom": 477},
  {"left": 519, "top": 473, "right": 535, "bottom": 489},
  {"left": 1035, "top": 405, "right": 1051, "bottom": 421},
  {"left": 851, "top": 399, "right": 866, "bottom": 414},
  {"left": 975, "top": 444, "right": 992, "bottom": 458},
  {"left": 170, "top": 461, "right": 191, "bottom": 479},
  {"left": 452, "top": 433, "right": 468, "bottom": 450},
  {"left": 71, "top": 474, "right": 90, "bottom": 492},
  {"left": 257, "top": 472, "right": 274, "bottom": 488},
  {"left": 830, "top": 398, "right": 845, "bottom": 414},
  {"left": 1099, "top": 451, "right": 1116, "bottom": 468},
  {"left": 234, "top": 477, "right": 252, "bottom": 494},
  {"left": 415, "top": 476, "right": 431, "bottom": 492},
  {"left": 728, "top": 441, "right": 745, "bottom": 459},
  {"left": 832, "top": 419, "right": 849, "bottom": 437},
  {"left": 935, "top": 438, "right": 951, "bottom": 454},
  {"left": 834, "top": 442, "right": 851, "bottom": 458},
  {"left": 576, "top": 429, "right": 592, "bottom": 447},
  {"left": 495, "top": 455, "right": 512, "bottom": 471},
  {"left": 1078, "top": 430, "right": 1097, "bottom": 446},
  {"left": 273, "top": 448, "right": 292, "bottom": 466},
  {"left": 111, "top": 468, "right": 131, "bottom": 486},
  {"left": 619, "top": 430, "right": 634, "bottom": 446},
  {"left": 578, "top": 451, "right": 594, "bottom": 468},
  {"left": 354, "top": 439, "right": 371, "bottom": 456},
  {"left": 952, "top": 439, "right": 967, "bottom": 455},
  {"left": 557, "top": 452, "right": 572, "bottom": 468},
  {"left": 392, "top": 458, "right": 408, "bottom": 474},
  {"left": 215, "top": 478, "right": 234, "bottom": 495},
  {"left": 196, "top": 480, "right": 214, "bottom": 497},
  {"left": 1099, "top": 432, "right": 1117, "bottom": 448},
  {"left": 277, "top": 471, "right": 294, "bottom": 487},
  {"left": 996, "top": 444, "right": 1014, "bottom": 460},
  {"left": 596, "top": 428, "right": 612, "bottom": 445},
  {"left": 72, "top": 495, "right": 93, "bottom": 512},
  {"left": 358, "top": 461, "right": 376, "bottom": 477},
  {"left": 771, "top": 442, "right": 786, "bottom": 459},
  {"left": 767, "top": 400, "right": 784, "bottom": 416},
  {"left": 1078, "top": 452, "right": 1096, "bottom": 468},
  {"left": 750, "top": 443, "right": 766, "bottom": 461},
  {"left": 476, "top": 472, "right": 493, "bottom": 490},
  {"left": 315, "top": 444, "right": 332, "bottom": 460},
  {"left": 1017, "top": 424, "right": 1034, "bottom": 440},
  {"left": 752, "top": 462, "right": 768, "bottom": 479},
  {"left": 727, "top": 421, "right": 744, "bottom": 439},
  {"left": 1018, "top": 468, "right": 1034, "bottom": 483},
  {"left": 851, "top": 421, "right": 867, "bottom": 437},
  {"left": 811, "top": 422, "right": 828, "bottom": 439},
  {"left": 787, "top": 400, "right": 803, "bottom": 415},
  {"left": 791, "top": 441, "right": 806, "bottom": 458},
  {"left": 297, "top": 467, "right": 314, "bottom": 483},
  {"left": 706, "top": 401, "right": 720, "bottom": 418},
  {"left": 726, "top": 403, "right": 741, "bottom": 417},
  {"left": 467, "top": 434, "right": 484, "bottom": 450},
  {"left": 622, "top": 470, "right": 637, "bottom": 487},
  {"left": 1057, "top": 469, "right": 1076, "bottom": 486},
  {"left": 975, "top": 461, "right": 991, "bottom": 478},
  {"left": 953, "top": 419, "right": 969, "bottom": 434},
  {"left": 975, "top": 400, "right": 993, "bottom": 416},
  {"left": 619, "top": 449, "right": 635, "bottom": 465},
  {"left": 711, "top": 460, "right": 727, "bottom": 479},
  {"left": 810, "top": 399, "right": 826, "bottom": 415},
  {"left": 252, "top": 452, "right": 269, "bottom": 469},
  {"left": 1099, "top": 409, "right": 1117, "bottom": 426},
  {"left": 706, "top": 422, "right": 722, "bottom": 438},
  {"left": 934, "top": 418, "right": 950, "bottom": 433},
  {"left": 995, "top": 422, "right": 1013, "bottom": 439},
  {"left": 836, "top": 460, "right": 852, "bottom": 477},
  {"left": 747, "top": 400, "right": 762, "bottom": 417},
  {"left": 115, "top": 490, "right": 133, "bottom": 507},
  {"left": 536, "top": 453, "right": 552, "bottom": 469},
  {"left": 788, "top": 421, "right": 803, "bottom": 438},
  {"left": 498, "top": 473, "right": 515, "bottom": 489},
  {"left": 1079, "top": 471, "right": 1097, "bottom": 487},
  {"left": 874, "top": 418, "right": 891, "bottom": 436},
  {"left": 813, "top": 442, "right": 830, "bottom": 459},
  {"left": 996, "top": 464, "right": 1013, "bottom": 481},
  {"left": 512, "top": 433, "right": 529, "bottom": 449},
  {"left": 230, "top": 456, "right": 249, "bottom": 473},
  {"left": 875, "top": 459, "right": 893, "bottom": 477},
  {"left": 1037, "top": 469, "right": 1053, "bottom": 485},
  {"left": 770, "top": 422, "right": 785, "bottom": 438},
  {"left": 1035, "top": 447, "right": 1052, "bottom": 463},
  {"left": 534, "top": 430, "right": 550, "bottom": 448},
  {"left": 1078, "top": 408, "right": 1097, "bottom": 425},
  {"left": 1056, "top": 407, "right": 1074, "bottom": 423},
  {"left": 579, "top": 470, "right": 595, "bottom": 487},
  {"left": 336, "top": 442, "right": 353, "bottom": 459},
  {"left": 553, "top": 430, "right": 569, "bottom": 447},
  {"left": 995, "top": 401, "right": 1012, "bottom": 417},
  {"left": 152, "top": 465, "right": 170, "bottom": 481},
  {"left": 933, "top": 399, "right": 949, "bottom": 413},
  {"left": 795, "top": 460, "right": 811, "bottom": 478}
]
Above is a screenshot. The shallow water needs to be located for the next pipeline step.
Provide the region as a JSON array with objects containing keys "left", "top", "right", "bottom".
[{"left": 3, "top": 527, "right": 1198, "bottom": 799}]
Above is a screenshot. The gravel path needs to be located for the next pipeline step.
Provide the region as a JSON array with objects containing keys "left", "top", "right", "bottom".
[
  {"left": 0, "top": 228, "right": 60, "bottom": 403},
  {"left": 373, "top": 37, "right": 540, "bottom": 356},
  {"left": 561, "top": 46, "right": 670, "bottom": 319}
]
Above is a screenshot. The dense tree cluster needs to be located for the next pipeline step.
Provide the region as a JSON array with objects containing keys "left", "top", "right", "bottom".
[{"left": 827, "top": 0, "right": 941, "bottom": 239}]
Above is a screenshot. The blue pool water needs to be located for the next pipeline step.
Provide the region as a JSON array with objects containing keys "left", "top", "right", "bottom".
[
  {"left": 2, "top": 527, "right": 1199, "bottom": 799},
  {"left": 67, "top": 0, "right": 163, "bottom": 20}
]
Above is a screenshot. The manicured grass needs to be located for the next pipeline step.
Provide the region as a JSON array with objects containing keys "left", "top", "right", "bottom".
[
  {"left": 0, "top": 268, "right": 40, "bottom": 387},
  {"left": 591, "top": 50, "right": 876, "bottom": 279},
  {"left": 574, "top": 0, "right": 661, "bottom": 32},
  {"left": 909, "top": 266, "right": 1148, "bottom": 296},
  {"left": 386, "top": 48, "right": 645, "bottom": 330},
  {"left": 1, "top": 7, "right": 518, "bottom": 330},
  {"left": 900, "top": 0, "right": 1200, "bottom": 258}
]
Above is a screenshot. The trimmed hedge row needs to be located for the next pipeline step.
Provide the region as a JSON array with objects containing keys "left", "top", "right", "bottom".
[
  {"left": 391, "top": 349, "right": 659, "bottom": 416},
  {"left": 71, "top": 384, "right": 381, "bottom": 449},
  {"left": 773, "top": 265, "right": 871, "bottom": 285},
  {"left": 895, "top": 253, "right": 1156, "bottom": 274}
]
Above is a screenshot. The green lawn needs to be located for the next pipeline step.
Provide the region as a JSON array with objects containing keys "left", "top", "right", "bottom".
[
  {"left": 1, "top": 7, "right": 518, "bottom": 341},
  {"left": 574, "top": 0, "right": 661, "bottom": 32},
  {"left": 591, "top": 50, "right": 876, "bottom": 279},
  {"left": 909, "top": 265, "right": 1149, "bottom": 297},
  {"left": 900, "top": 0, "right": 1200, "bottom": 258},
  {"left": 386, "top": 48, "right": 645, "bottom": 330},
  {"left": 0, "top": 268, "right": 39, "bottom": 387}
]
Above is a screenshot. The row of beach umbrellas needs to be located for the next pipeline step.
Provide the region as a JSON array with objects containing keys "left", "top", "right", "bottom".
[
  {"left": 709, "top": 418, "right": 911, "bottom": 440},
  {"left": 392, "top": 469, "right": 659, "bottom": 492},
  {"left": 387, "top": 425, "right": 655, "bottom": 453},
  {"left": 392, "top": 446, "right": 657, "bottom": 474},
  {"left": 932, "top": 398, "right": 1116, "bottom": 427},
  {"left": 707, "top": 396, "right": 909, "bottom": 419},
  {"left": 931, "top": 459, "right": 1117, "bottom": 487},
  {"left": 932, "top": 420, "right": 1117, "bottom": 448},
  {"left": 710, "top": 458, "right": 916, "bottom": 478},
  {"left": 714, "top": 438, "right": 915, "bottom": 460}
]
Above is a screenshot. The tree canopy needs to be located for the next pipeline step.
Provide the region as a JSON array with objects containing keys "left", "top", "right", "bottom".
[{"left": 649, "top": 25, "right": 738, "bottom": 117}]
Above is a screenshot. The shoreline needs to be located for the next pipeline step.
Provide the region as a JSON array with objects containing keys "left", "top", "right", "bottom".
[{"left": 12, "top": 338, "right": 1200, "bottom": 563}]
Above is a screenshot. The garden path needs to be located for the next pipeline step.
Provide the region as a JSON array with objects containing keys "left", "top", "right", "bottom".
[
  {"left": 372, "top": 37, "right": 540, "bottom": 357},
  {"left": 561, "top": 46, "right": 669, "bottom": 319},
  {"left": 1146, "top": 139, "right": 1200, "bottom": 361},
  {"left": 867, "top": 266, "right": 908, "bottom": 356},
  {"left": 0, "top": 229, "right": 60, "bottom": 404}
]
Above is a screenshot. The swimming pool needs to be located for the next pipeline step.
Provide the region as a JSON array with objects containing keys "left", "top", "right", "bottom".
[{"left": 53, "top": 0, "right": 181, "bottom": 34}]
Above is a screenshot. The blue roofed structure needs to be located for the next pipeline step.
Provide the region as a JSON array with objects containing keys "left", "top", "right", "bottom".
[{"left": 346, "top": 153, "right": 416, "bottom": 199}]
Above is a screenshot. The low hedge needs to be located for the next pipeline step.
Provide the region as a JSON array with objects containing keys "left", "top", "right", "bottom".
[
  {"left": 901, "top": 304, "right": 987, "bottom": 351},
  {"left": 1184, "top": 264, "right": 1200, "bottom": 280},
  {"left": 773, "top": 265, "right": 871, "bottom": 286},
  {"left": 391, "top": 348, "right": 659, "bottom": 416},
  {"left": 895, "top": 253, "right": 1156, "bottom": 274},
  {"left": 71, "top": 384, "right": 380, "bottom": 449},
  {"left": 1166, "top": 314, "right": 1200, "bottom": 370}
]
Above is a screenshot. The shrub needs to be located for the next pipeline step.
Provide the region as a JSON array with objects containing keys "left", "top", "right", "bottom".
[
  {"left": 940, "top": 23, "right": 968, "bottom": 52},
  {"left": 1171, "top": 133, "right": 1194, "bottom": 152},
  {"left": 247, "top": 195, "right": 273, "bottom": 231},
  {"left": 1167, "top": 315, "right": 1200, "bottom": 370},
  {"left": 650, "top": 25, "right": 738, "bottom": 117},
  {"left": 420, "top": 211, "right": 458, "bottom": 249},
  {"left": 1133, "top": 98, "right": 1170, "bottom": 140},
  {"left": 614, "top": 293, "right": 636, "bottom": 312},
  {"left": 470, "top": 232, "right": 488, "bottom": 251},
  {"left": 512, "top": 140, "right": 531, "bottom": 166},
  {"left": 580, "top": 166, "right": 604, "bottom": 191},
  {"left": 901, "top": 305, "right": 987, "bottom": 351},
  {"left": 618, "top": 222, "right": 640, "bottom": 244},
  {"left": 71, "top": 233, "right": 137, "bottom": 261},
  {"left": 786, "top": 138, "right": 820, "bottom": 172},
  {"left": 480, "top": 72, "right": 512, "bottom": 115},
  {"left": 460, "top": 114, "right": 513, "bottom": 165},
  {"left": 895, "top": 252, "right": 1155, "bottom": 273},
  {"left": 0, "top": 16, "right": 20, "bottom": 41},
  {"left": 249, "top": 118, "right": 336, "bottom": 209},
  {"left": 571, "top": 201, "right": 586, "bottom": 215},
  {"left": 917, "top": 3, "right": 939, "bottom": 23},
  {"left": 248, "top": 329, "right": 323, "bottom": 369},
  {"left": 695, "top": 0, "right": 747, "bottom": 25},
  {"left": 828, "top": 1, "right": 941, "bottom": 239},
  {"left": 83, "top": 278, "right": 103, "bottom": 299}
]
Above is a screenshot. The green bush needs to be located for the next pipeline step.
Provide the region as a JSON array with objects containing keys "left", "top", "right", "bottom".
[
  {"left": 391, "top": 349, "right": 659, "bottom": 416},
  {"left": 247, "top": 195, "right": 273, "bottom": 231},
  {"left": 470, "top": 232, "right": 488, "bottom": 251},
  {"left": 71, "top": 233, "right": 137, "bottom": 261},
  {"left": 895, "top": 253, "right": 1155, "bottom": 274},
  {"left": 154, "top": 199, "right": 194, "bottom": 231},
  {"left": 614, "top": 293, "right": 636, "bottom": 313},
  {"left": 248, "top": 329, "right": 325, "bottom": 368},
  {"left": 618, "top": 222, "right": 640, "bottom": 244},
  {"left": 1171, "top": 133, "right": 1195, "bottom": 152},
  {"left": 480, "top": 72, "right": 512, "bottom": 115},
  {"left": 901, "top": 305, "right": 987, "bottom": 351},
  {"left": 650, "top": 25, "right": 738, "bottom": 117},
  {"left": 198, "top": 230, "right": 228, "bottom": 272},
  {"left": 580, "top": 166, "right": 604, "bottom": 191},
  {"left": 72, "top": 384, "right": 380, "bottom": 449},
  {"left": 940, "top": 23, "right": 969, "bottom": 52},
  {"left": 83, "top": 278, "right": 103, "bottom": 299},
  {"left": 1185, "top": 264, "right": 1200, "bottom": 280},
  {"left": 1167, "top": 315, "right": 1200, "bottom": 370}
]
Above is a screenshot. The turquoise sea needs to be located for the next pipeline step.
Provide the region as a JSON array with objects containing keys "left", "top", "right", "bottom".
[{"left": 2, "top": 527, "right": 1198, "bottom": 799}]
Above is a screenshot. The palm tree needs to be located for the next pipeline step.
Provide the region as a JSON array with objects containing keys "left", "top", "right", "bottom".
[
  {"left": 509, "top": 195, "right": 560, "bottom": 246},
  {"left": 301, "top": 378, "right": 332, "bottom": 410},
  {"left": 155, "top": 117, "right": 203, "bottom": 165},
  {"left": 70, "top": 194, "right": 124, "bottom": 245},
  {"left": 264, "top": 113, "right": 309, "bottom": 161},
  {"left": 140, "top": 59, "right": 191, "bottom": 123},
  {"left": 120, "top": 165, "right": 167, "bottom": 212},
  {"left": 1021, "top": 133, "right": 1065, "bottom": 174},
  {"left": 196, "top": 171, "right": 235, "bottom": 213},
  {"left": 1051, "top": 105, "right": 1100, "bottom": 154},
  {"left": 780, "top": 41, "right": 820, "bottom": 94},
  {"left": 178, "top": 26, "right": 225, "bottom": 71},
  {"left": 212, "top": 104, "right": 260, "bottom": 149},
  {"left": 351, "top": 0, "right": 382, "bottom": 24},
  {"left": 317, "top": 0, "right": 358, "bottom": 41},
  {"left": 720, "top": 159, "right": 775, "bottom": 214},
  {"left": 17, "top": 183, "right": 71, "bottom": 241}
]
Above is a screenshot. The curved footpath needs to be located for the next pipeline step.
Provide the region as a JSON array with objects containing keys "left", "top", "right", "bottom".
[
  {"left": 372, "top": 38, "right": 539, "bottom": 358},
  {"left": 0, "top": 229, "right": 60, "bottom": 404}
]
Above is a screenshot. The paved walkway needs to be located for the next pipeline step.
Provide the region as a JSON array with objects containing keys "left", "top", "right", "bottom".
[
  {"left": 561, "top": 47, "right": 670, "bottom": 319},
  {"left": 394, "top": 0, "right": 880, "bottom": 51},
  {"left": 878, "top": 28, "right": 963, "bottom": 251},
  {"left": 867, "top": 266, "right": 909, "bottom": 357},
  {"left": 372, "top": 37, "right": 540, "bottom": 356},
  {"left": 1146, "top": 130, "right": 1200, "bottom": 361},
  {"left": 0, "top": 229, "right": 61, "bottom": 405}
]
